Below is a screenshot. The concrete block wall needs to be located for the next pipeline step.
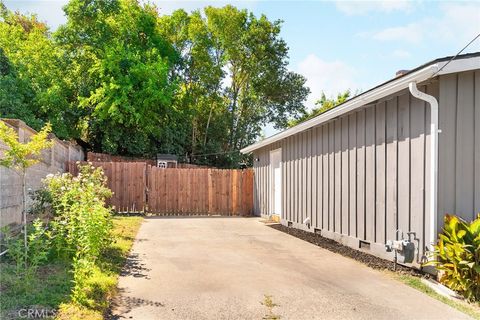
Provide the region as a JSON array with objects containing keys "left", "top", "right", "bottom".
[{"left": 0, "top": 119, "right": 84, "bottom": 227}]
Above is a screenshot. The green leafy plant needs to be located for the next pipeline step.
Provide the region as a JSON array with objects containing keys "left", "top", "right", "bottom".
[
  {"left": 426, "top": 214, "right": 480, "bottom": 302},
  {"left": 26, "top": 219, "right": 52, "bottom": 268},
  {"left": 2, "top": 228, "right": 27, "bottom": 276},
  {"left": 28, "top": 187, "right": 54, "bottom": 218},
  {"left": 2, "top": 219, "right": 52, "bottom": 290},
  {"left": 0, "top": 120, "right": 53, "bottom": 265},
  {"left": 42, "top": 163, "right": 113, "bottom": 304}
]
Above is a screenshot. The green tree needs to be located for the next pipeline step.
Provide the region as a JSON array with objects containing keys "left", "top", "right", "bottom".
[
  {"left": 0, "top": 4, "right": 72, "bottom": 138},
  {"left": 55, "top": 0, "right": 178, "bottom": 156},
  {"left": 0, "top": 48, "right": 39, "bottom": 129},
  {"left": 159, "top": 6, "right": 309, "bottom": 167},
  {"left": 158, "top": 9, "right": 226, "bottom": 164},
  {"left": 288, "top": 90, "right": 351, "bottom": 127},
  {"left": 0, "top": 121, "right": 53, "bottom": 265},
  {"left": 1, "top": 2, "right": 309, "bottom": 167}
]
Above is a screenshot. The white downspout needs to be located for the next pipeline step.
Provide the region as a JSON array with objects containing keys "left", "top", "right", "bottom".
[{"left": 408, "top": 82, "right": 438, "bottom": 252}]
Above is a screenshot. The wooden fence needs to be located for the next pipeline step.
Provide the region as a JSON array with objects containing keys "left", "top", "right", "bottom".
[{"left": 67, "top": 161, "right": 254, "bottom": 216}]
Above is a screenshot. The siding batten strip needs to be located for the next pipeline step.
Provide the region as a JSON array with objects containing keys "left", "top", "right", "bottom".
[
  {"left": 349, "top": 113, "right": 357, "bottom": 238},
  {"left": 365, "top": 106, "right": 375, "bottom": 242},
  {"left": 375, "top": 102, "right": 386, "bottom": 244},
  {"left": 341, "top": 117, "right": 349, "bottom": 235},
  {"left": 356, "top": 109, "right": 366, "bottom": 240},
  {"left": 456, "top": 72, "right": 475, "bottom": 220},
  {"left": 474, "top": 71, "right": 480, "bottom": 216}
]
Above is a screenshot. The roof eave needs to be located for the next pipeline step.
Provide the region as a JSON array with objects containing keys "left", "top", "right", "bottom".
[
  {"left": 241, "top": 55, "right": 480, "bottom": 154},
  {"left": 241, "top": 63, "right": 438, "bottom": 154}
]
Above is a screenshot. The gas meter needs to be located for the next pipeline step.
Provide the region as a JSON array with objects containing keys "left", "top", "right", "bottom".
[{"left": 385, "top": 231, "right": 417, "bottom": 268}]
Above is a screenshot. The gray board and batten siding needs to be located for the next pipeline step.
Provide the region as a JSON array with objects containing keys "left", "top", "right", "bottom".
[{"left": 252, "top": 70, "right": 480, "bottom": 266}]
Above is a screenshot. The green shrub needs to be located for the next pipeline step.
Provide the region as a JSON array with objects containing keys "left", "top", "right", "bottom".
[
  {"left": 1, "top": 163, "right": 124, "bottom": 316},
  {"left": 28, "top": 187, "right": 54, "bottom": 218},
  {"left": 427, "top": 214, "right": 480, "bottom": 302},
  {"left": 71, "top": 262, "right": 116, "bottom": 310},
  {"left": 42, "top": 163, "right": 113, "bottom": 303},
  {"left": 44, "top": 164, "right": 113, "bottom": 262}
]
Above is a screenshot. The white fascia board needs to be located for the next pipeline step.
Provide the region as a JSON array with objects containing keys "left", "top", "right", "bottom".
[
  {"left": 436, "top": 56, "right": 480, "bottom": 75},
  {"left": 241, "top": 63, "right": 438, "bottom": 154}
]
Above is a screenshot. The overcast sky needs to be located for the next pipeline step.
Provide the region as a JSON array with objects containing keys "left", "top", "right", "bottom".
[{"left": 4, "top": 0, "right": 480, "bottom": 136}]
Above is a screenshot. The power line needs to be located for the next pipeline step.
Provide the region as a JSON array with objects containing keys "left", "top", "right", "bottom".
[
  {"left": 191, "top": 149, "right": 241, "bottom": 158},
  {"left": 430, "top": 32, "right": 480, "bottom": 78}
]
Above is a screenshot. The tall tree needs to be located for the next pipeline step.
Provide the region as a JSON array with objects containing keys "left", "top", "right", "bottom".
[
  {"left": 55, "top": 0, "right": 178, "bottom": 155},
  {"left": 1, "top": 2, "right": 310, "bottom": 167},
  {"left": 158, "top": 9, "right": 226, "bottom": 164},
  {"left": 0, "top": 48, "right": 38, "bottom": 129},
  {"left": 159, "top": 6, "right": 309, "bottom": 166},
  {"left": 0, "top": 4, "right": 72, "bottom": 138}
]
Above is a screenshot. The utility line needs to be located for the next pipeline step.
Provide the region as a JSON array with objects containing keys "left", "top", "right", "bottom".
[
  {"left": 188, "top": 36, "right": 480, "bottom": 160},
  {"left": 430, "top": 32, "right": 480, "bottom": 78},
  {"left": 190, "top": 33, "right": 480, "bottom": 159},
  {"left": 191, "top": 149, "right": 241, "bottom": 157}
]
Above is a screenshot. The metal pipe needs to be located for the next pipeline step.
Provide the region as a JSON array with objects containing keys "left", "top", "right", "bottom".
[{"left": 408, "top": 82, "right": 439, "bottom": 252}]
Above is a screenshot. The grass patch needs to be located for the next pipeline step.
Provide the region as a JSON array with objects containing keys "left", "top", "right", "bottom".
[
  {"left": 0, "top": 216, "right": 143, "bottom": 320},
  {"left": 387, "top": 272, "right": 480, "bottom": 320},
  {"left": 0, "top": 262, "right": 72, "bottom": 319}
]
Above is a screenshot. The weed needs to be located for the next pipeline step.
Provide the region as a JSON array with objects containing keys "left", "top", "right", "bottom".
[{"left": 261, "top": 294, "right": 281, "bottom": 320}]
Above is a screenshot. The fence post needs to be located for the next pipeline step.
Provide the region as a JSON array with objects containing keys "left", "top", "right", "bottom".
[
  {"left": 208, "top": 169, "right": 213, "bottom": 213},
  {"left": 144, "top": 164, "right": 149, "bottom": 214}
]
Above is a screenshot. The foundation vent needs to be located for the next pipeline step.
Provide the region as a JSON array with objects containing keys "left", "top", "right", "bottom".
[{"left": 359, "top": 240, "right": 371, "bottom": 250}]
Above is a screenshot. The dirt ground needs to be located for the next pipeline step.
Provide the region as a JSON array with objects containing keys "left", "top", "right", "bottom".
[{"left": 111, "top": 217, "right": 471, "bottom": 320}]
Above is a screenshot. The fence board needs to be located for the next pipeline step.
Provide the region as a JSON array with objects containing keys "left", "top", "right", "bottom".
[{"left": 68, "top": 162, "right": 253, "bottom": 216}]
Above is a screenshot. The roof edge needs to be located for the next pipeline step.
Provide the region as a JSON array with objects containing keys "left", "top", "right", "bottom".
[
  {"left": 241, "top": 55, "right": 480, "bottom": 154},
  {"left": 240, "top": 64, "right": 438, "bottom": 154}
]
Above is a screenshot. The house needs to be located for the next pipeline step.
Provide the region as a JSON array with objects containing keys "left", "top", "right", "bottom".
[{"left": 241, "top": 52, "right": 480, "bottom": 267}]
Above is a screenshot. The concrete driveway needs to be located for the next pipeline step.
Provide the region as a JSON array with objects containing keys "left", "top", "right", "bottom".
[{"left": 112, "top": 217, "right": 470, "bottom": 320}]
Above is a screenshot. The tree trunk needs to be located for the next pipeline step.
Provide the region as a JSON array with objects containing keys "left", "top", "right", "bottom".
[
  {"left": 229, "top": 90, "right": 239, "bottom": 149},
  {"left": 204, "top": 106, "right": 214, "bottom": 147}
]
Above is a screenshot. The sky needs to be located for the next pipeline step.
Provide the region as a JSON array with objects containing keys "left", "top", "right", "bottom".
[{"left": 4, "top": 0, "right": 480, "bottom": 136}]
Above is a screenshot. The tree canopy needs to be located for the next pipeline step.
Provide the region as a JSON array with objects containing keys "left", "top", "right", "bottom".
[
  {"left": 0, "top": 1, "right": 310, "bottom": 167},
  {"left": 0, "top": 5, "right": 70, "bottom": 137}
]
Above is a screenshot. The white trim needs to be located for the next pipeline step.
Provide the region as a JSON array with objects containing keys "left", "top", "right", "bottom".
[
  {"left": 436, "top": 56, "right": 480, "bottom": 76},
  {"left": 269, "top": 148, "right": 282, "bottom": 217},
  {"left": 241, "top": 56, "right": 480, "bottom": 154}
]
